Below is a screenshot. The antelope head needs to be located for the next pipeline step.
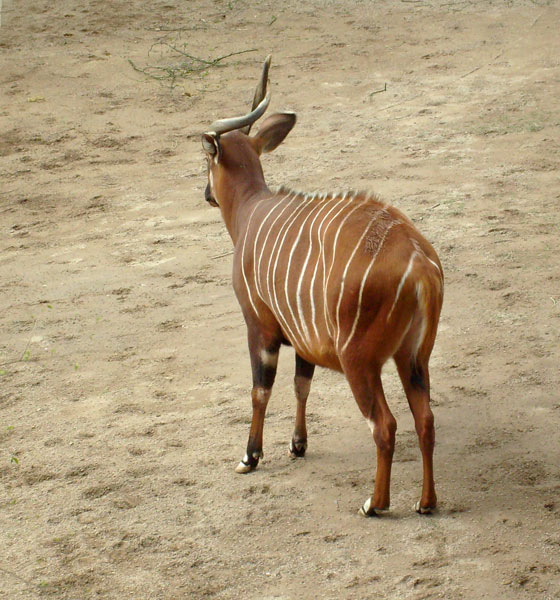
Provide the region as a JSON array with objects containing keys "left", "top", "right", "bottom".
[{"left": 201, "top": 55, "right": 297, "bottom": 216}]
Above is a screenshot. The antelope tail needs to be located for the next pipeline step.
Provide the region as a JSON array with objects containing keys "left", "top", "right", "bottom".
[{"left": 413, "top": 268, "right": 443, "bottom": 363}]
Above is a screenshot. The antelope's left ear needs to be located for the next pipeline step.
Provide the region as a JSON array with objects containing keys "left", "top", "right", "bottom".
[
  {"left": 202, "top": 133, "right": 221, "bottom": 161},
  {"left": 252, "top": 112, "right": 297, "bottom": 154}
]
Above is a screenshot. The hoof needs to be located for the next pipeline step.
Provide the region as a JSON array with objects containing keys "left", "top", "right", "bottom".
[
  {"left": 234, "top": 452, "right": 261, "bottom": 474},
  {"left": 359, "top": 497, "right": 390, "bottom": 518},
  {"left": 235, "top": 461, "right": 253, "bottom": 474},
  {"left": 415, "top": 500, "right": 435, "bottom": 515},
  {"left": 289, "top": 439, "right": 307, "bottom": 458}
]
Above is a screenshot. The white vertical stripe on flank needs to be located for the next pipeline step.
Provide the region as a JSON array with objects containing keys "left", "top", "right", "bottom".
[
  {"left": 265, "top": 194, "right": 310, "bottom": 306},
  {"left": 309, "top": 193, "right": 351, "bottom": 341},
  {"left": 340, "top": 221, "right": 399, "bottom": 354},
  {"left": 426, "top": 256, "right": 441, "bottom": 275},
  {"left": 239, "top": 203, "right": 263, "bottom": 319},
  {"left": 333, "top": 215, "right": 378, "bottom": 349},
  {"left": 254, "top": 192, "right": 298, "bottom": 301},
  {"left": 295, "top": 195, "right": 341, "bottom": 346},
  {"left": 396, "top": 316, "right": 414, "bottom": 355},
  {"left": 386, "top": 251, "right": 417, "bottom": 322},
  {"left": 283, "top": 195, "right": 326, "bottom": 353},
  {"left": 269, "top": 195, "right": 316, "bottom": 348},
  {"left": 412, "top": 238, "right": 443, "bottom": 281},
  {"left": 323, "top": 196, "right": 370, "bottom": 337}
]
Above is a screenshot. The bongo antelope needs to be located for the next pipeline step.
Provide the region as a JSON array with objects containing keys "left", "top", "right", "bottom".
[{"left": 201, "top": 56, "right": 443, "bottom": 516}]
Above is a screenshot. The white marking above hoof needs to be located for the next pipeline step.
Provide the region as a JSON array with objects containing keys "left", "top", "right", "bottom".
[
  {"left": 415, "top": 501, "right": 433, "bottom": 514},
  {"left": 289, "top": 441, "right": 297, "bottom": 458}
]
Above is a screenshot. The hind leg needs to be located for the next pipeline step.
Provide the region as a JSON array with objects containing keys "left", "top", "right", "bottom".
[
  {"left": 289, "top": 353, "right": 315, "bottom": 458},
  {"left": 345, "top": 366, "right": 397, "bottom": 516},
  {"left": 394, "top": 351, "right": 437, "bottom": 513}
]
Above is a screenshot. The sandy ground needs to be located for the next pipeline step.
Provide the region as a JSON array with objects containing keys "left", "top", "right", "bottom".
[{"left": 1, "top": 0, "right": 560, "bottom": 598}]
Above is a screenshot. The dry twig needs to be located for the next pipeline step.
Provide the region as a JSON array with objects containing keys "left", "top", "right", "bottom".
[
  {"left": 211, "top": 250, "right": 235, "bottom": 260},
  {"left": 129, "top": 47, "right": 258, "bottom": 88},
  {"left": 369, "top": 83, "right": 388, "bottom": 98}
]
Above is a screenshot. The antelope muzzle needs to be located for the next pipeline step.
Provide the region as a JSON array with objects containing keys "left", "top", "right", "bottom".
[{"left": 204, "top": 183, "right": 218, "bottom": 207}]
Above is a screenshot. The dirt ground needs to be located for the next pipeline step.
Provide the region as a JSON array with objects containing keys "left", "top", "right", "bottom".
[{"left": 1, "top": 0, "right": 559, "bottom": 598}]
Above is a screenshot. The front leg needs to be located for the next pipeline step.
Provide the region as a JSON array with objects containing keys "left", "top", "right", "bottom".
[{"left": 235, "top": 329, "right": 280, "bottom": 474}]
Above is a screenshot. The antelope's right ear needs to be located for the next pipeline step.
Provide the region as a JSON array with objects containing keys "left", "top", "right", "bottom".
[
  {"left": 202, "top": 133, "right": 221, "bottom": 161},
  {"left": 252, "top": 112, "right": 297, "bottom": 154}
]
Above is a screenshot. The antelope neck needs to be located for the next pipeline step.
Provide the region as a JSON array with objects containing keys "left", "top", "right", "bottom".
[{"left": 221, "top": 183, "right": 270, "bottom": 245}]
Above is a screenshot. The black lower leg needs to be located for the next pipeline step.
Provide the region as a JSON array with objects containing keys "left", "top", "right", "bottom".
[
  {"left": 409, "top": 361, "right": 427, "bottom": 391},
  {"left": 236, "top": 338, "right": 280, "bottom": 473},
  {"left": 291, "top": 354, "right": 315, "bottom": 457}
]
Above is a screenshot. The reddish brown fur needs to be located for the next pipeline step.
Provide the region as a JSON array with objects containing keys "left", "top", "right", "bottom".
[{"left": 202, "top": 72, "right": 443, "bottom": 515}]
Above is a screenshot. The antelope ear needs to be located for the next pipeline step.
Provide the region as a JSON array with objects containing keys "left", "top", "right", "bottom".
[
  {"left": 202, "top": 133, "right": 221, "bottom": 161},
  {"left": 252, "top": 112, "right": 296, "bottom": 154}
]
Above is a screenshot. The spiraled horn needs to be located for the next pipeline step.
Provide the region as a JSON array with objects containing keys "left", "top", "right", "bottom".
[
  {"left": 209, "top": 91, "right": 271, "bottom": 136},
  {"left": 207, "top": 55, "right": 272, "bottom": 137},
  {"left": 242, "top": 54, "right": 271, "bottom": 134}
]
